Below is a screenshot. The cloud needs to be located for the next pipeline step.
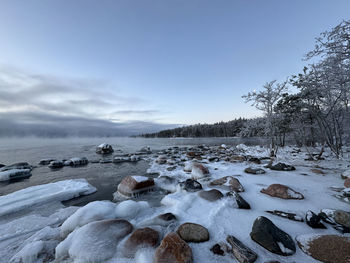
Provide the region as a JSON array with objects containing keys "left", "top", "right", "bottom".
[{"left": 0, "top": 66, "right": 177, "bottom": 137}]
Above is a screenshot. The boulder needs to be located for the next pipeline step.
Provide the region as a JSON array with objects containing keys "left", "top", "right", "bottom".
[
  {"left": 123, "top": 227, "right": 159, "bottom": 257},
  {"left": 154, "top": 232, "right": 193, "bottom": 263},
  {"left": 177, "top": 223, "right": 209, "bottom": 243},
  {"left": 116, "top": 176, "right": 155, "bottom": 197},
  {"left": 191, "top": 162, "right": 209, "bottom": 179},
  {"left": 305, "top": 210, "right": 327, "bottom": 229},
  {"left": 266, "top": 210, "right": 303, "bottom": 222},
  {"left": 296, "top": 234, "right": 350, "bottom": 263},
  {"left": 96, "top": 143, "right": 114, "bottom": 154},
  {"left": 179, "top": 179, "right": 203, "bottom": 192},
  {"left": 334, "top": 210, "right": 350, "bottom": 229},
  {"left": 226, "top": 191, "right": 251, "bottom": 209},
  {"left": 267, "top": 162, "right": 295, "bottom": 171},
  {"left": 198, "top": 189, "right": 223, "bottom": 202},
  {"left": 209, "top": 176, "right": 244, "bottom": 192},
  {"left": 244, "top": 167, "right": 266, "bottom": 174},
  {"left": 48, "top": 160, "right": 64, "bottom": 169},
  {"left": 250, "top": 216, "right": 296, "bottom": 256},
  {"left": 227, "top": 235, "right": 257, "bottom": 263},
  {"left": 261, "top": 184, "right": 304, "bottom": 200},
  {"left": 140, "top": 146, "right": 151, "bottom": 153}
]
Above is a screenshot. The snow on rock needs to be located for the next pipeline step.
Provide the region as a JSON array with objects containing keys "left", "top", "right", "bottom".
[
  {"left": 0, "top": 179, "right": 96, "bottom": 216},
  {"left": 0, "top": 168, "right": 32, "bottom": 181},
  {"left": 55, "top": 219, "right": 133, "bottom": 263},
  {"left": 60, "top": 201, "right": 117, "bottom": 238},
  {"left": 115, "top": 200, "right": 150, "bottom": 219},
  {"left": 96, "top": 143, "right": 114, "bottom": 154},
  {"left": 115, "top": 175, "right": 155, "bottom": 198}
]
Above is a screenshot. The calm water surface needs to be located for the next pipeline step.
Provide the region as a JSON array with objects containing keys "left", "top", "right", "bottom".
[{"left": 0, "top": 137, "right": 266, "bottom": 205}]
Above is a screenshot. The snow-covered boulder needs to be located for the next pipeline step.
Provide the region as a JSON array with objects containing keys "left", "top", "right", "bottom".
[
  {"left": 96, "top": 143, "right": 114, "bottom": 154},
  {"left": 113, "top": 156, "right": 131, "bottom": 163},
  {"left": 69, "top": 157, "right": 88, "bottom": 166},
  {"left": 114, "top": 200, "right": 150, "bottom": 218},
  {"left": 60, "top": 201, "right": 117, "bottom": 237},
  {"left": 140, "top": 146, "right": 151, "bottom": 153},
  {"left": 48, "top": 160, "right": 64, "bottom": 169},
  {"left": 115, "top": 175, "right": 155, "bottom": 198},
  {"left": 55, "top": 219, "right": 133, "bottom": 262},
  {"left": 0, "top": 162, "right": 33, "bottom": 181}
]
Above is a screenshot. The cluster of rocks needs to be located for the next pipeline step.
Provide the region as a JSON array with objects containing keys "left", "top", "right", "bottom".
[{"left": 39, "top": 157, "right": 89, "bottom": 169}]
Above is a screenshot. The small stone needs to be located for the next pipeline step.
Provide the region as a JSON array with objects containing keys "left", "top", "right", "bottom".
[
  {"left": 266, "top": 210, "right": 304, "bottom": 222},
  {"left": 177, "top": 223, "right": 209, "bottom": 243},
  {"left": 227, "top": 235, "right": 257, "bottom": 263},
  {"left": 210, "top": 243, "right": 225, "bottom": 256},
  {"left": 244, "top": 167, "right": 266, "bottom": 174},
  {"left": 226, "top": 191, "right": 251, "bottom": 209},
  {"left": 179, "top": 179, "right": 203, "bottom": 192},
  {"left": 198, "top": 189, "right": 223, "bottom": 202},
  {"left": 154, "top": 232, "right": 193, "bottom": 263}
]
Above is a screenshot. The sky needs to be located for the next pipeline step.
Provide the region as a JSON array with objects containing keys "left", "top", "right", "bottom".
[{"left": 0, "top": 0, "right": 349, "bottom": 136}]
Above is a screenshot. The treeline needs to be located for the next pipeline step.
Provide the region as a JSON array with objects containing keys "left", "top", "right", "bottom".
[{"left": 140, "top": 118, "right": 266, "bottom": 138}]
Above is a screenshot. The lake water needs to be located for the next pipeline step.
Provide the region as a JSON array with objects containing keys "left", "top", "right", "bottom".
[{"left": 0, "top": 137, "right": 267, "bottom": 205}]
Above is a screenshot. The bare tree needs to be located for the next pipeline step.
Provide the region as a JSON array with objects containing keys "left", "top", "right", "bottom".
[{"left": 242, "top": 80, "right": 288, "bottom": 156}]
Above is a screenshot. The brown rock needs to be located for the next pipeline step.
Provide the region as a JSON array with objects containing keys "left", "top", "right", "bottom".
[
  {"left": 244, "top": 167, "right": 266, "bottom": 174},
  {"left": 123, "top": 227, "right": 159, "bottom": 257},
  {"left": 334, "top": 210, "right": 350, "bottom": 228},
  {"left": 261, "top": 184, "right": 304, "bottom": 200},
  {"left": 230, "top": 155, "right": 246, "bottom": 162},
  {"left": 117, "top": 176, "right": 154, "bottom": 197},
  {"left": 154, "top": 232, "right": 193, "bottom": 263},
  {"left": 310, "top": 168, "right": 325, "bottom": 175},
  {"left": 344, "top": 178, "right": 350, "bottom": 188},
  {"left": 198, "top": 189, "right": 224, "bottom": 202},
  {"left": 177, "top": 223, "right": 209, "bottom": 243},
  {"left": 297, "top": 234, "right": 350, "bottom": 263},
  {"left": 192, "top": 162, "right": 209, "bottom": 174},
  {"left": 209, "top": 176, "right": 244, "bottom": 192}
]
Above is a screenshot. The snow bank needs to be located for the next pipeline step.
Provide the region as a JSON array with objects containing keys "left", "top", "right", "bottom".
[
  {"left": 115, "top": 200, "right": 150, "bottom": 218},
  {"left": 0, "top": 179, "right": 96, "bottom": 216}
]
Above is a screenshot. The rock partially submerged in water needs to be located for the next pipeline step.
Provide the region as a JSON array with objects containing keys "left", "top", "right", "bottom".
[
  {"left": 39, "top": 159, "right": 56, "bottom": 165},
  {"left": 0, "top": 162, "right": 32, "bottom": 181},
  {"left": 48, "top": 160, "right": 64, "bottom": 169},
  {"left": 115, "top": 175, "right": 155, "bottom": 198},
  {"left": 64, "top": 157, "right": 88, "bottom": 167},
  {"left": 96, "top": 143, "right": 114, "bottom": 154}
]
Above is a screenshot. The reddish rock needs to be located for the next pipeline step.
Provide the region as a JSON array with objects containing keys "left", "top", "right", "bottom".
[
  {"left": 123, "top": 227, "right": 159, "bottom": 257},
  {"left": 310, "top": 168, "right": 325, "bottom": 175},
  {"left": 154, "top": 232, "right": 193, "bottom": 263},
  {"left": 297, "top": 234, "right": 350, "bottom": 263},
  {"left": 261, "top": 184, "right": 304, "bottom": 200},
  {"left": 344, "top": 178, "right": 350, "bottom": 188},
  {"left": 117, "top": 176, "right": 154, "bottom": 197},
  {"left": 209, "top": 176, "right": 244, "bottom": 192}
]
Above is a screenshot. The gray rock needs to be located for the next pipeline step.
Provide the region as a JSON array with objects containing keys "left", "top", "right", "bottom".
[
  {"left": 267, "top": 162, "right": 295, "bottom": 171},
  {"left": 266, "top": 210, "right": 303, "bottom": 222},
  {"left": 306, "top": 210, "right": 327, "bottom": 229},
  {"left": 227, "top": 235, "right": 257, "bottom": 263},
  {"left": 244, "top": 167, "right": 266, "bottom": 174},
  {"left": 48, "top": 160, "right": 64, "bottom": 169},
  {"left": 179, "top": 179, "right": 203, "bottom": 192},
  {"left": 334, "top": 210, "right": 350, "bottom": 229},
  {"left": 177, "top": 223, "right": 209, "bottom": 243},
  {"left": 198, "top": 189, "right": 223, "bottom": 202},
  {"left": 250, "top": 216, "right": 296, "bottom": 256},
  {"left": 227, "top": 191, "right": 251, "bottom": 209}
]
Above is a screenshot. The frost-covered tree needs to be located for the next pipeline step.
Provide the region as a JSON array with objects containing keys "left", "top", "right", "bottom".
[{"left": 242, "top": 80, "right": 288, "bottom": 156}]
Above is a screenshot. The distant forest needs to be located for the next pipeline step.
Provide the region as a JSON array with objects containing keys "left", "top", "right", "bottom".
[{"left": 140, "top": 117, "right": 266, "bottom": 138}]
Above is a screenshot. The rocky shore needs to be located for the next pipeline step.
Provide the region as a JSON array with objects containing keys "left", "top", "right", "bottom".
[{"left": 1, "top": 143, "right": 350, "bottom": 263}]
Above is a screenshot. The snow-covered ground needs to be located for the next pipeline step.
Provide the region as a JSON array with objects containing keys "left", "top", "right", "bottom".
[{"left": 0, "top": 145, "right": 349, "bottom": 263}]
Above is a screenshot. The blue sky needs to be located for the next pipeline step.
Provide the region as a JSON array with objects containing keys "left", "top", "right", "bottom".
[{"left": 0, "top": 0, "right": 349, "bottom": 131}]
